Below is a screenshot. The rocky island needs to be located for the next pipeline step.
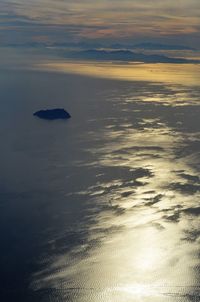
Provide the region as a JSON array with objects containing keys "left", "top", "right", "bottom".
[{"left": 33, "top": 108, "right": 71, "bottom": 120}]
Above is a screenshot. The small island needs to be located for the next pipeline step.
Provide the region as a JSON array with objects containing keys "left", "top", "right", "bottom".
[{"left": 33, "top": 108, "right": 71, "bottom": 120}]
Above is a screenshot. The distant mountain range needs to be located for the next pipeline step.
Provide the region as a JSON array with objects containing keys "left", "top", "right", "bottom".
[
  {"left": 127, "top": 43, "right": 195, "bottom": 51},
  {"left": 67, "top": 49, "right": 199, "bottom": 64},
  {"left": 4, "top": 41, "right": 196, "bottom": 51},
  {"left": 53, "top": 42, "right": 195, "bottom": 51}
]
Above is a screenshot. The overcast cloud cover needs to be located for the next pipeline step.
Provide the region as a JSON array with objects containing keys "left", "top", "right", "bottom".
[{"left": 0, "top": 0, "right": 200, "bottom": 48}]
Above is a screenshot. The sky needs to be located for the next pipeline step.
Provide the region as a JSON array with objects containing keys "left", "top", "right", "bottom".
[{"left": 0, "top": 0, "right": 200, "bottom": 48}]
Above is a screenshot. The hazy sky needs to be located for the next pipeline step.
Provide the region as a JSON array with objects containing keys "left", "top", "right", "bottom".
[{"left": 0, "top": 0, "right": 200, "bottom": 47}]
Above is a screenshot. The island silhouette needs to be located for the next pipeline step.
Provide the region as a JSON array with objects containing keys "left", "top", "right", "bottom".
[{"left": 33, "top": 108, "right": 71, "bottom": 120}]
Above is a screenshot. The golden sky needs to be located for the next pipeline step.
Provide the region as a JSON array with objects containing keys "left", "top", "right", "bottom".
[{"left": 0, "top": 0, "right": 200, "bottom": 47}]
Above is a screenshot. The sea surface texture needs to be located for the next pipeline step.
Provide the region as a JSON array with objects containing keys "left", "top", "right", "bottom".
[{"left": 0, "top": 63, "right": 200, "bottom": 301}]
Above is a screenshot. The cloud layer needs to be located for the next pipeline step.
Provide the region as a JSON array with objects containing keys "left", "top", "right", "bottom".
[{"left": 0, "top": 0, "right": 200, "bottom": 47}]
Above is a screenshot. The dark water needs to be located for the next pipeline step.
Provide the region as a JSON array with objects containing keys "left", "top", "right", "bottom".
[{"left": 0, "top": 69, "right": 200, "bottom": 301}]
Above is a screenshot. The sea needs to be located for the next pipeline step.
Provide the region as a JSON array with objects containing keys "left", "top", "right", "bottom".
[{"left": 0, "top": 48, "right": 200, "bottom": 301}]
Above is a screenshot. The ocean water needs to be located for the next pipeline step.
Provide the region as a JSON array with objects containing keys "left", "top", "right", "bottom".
[{"left": 0, "top": 63, "right": 200, "bottom": 301}]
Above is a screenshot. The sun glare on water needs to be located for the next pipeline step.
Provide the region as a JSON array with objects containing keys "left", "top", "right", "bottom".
[{"left": 39, "top": 60, "right": 200, "bottom": 86}]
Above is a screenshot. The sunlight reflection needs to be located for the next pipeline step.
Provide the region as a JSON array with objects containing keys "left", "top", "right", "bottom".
[
  {"left": 135, "top": 228, "right": 162, "bottom": 272},
  {"left": 38, "top": 60, "right": 200, "bottom": 86},
  {"left": 109, "top": 284, "right": 158, "bottom": 298},
  {"left": 30, "top": 70, "right": 200, "bottom": 301}
]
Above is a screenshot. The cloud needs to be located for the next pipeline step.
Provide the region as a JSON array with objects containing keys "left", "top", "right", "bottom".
[{"left": 0, "top": 0, "right": 200, "bottom": 47}]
